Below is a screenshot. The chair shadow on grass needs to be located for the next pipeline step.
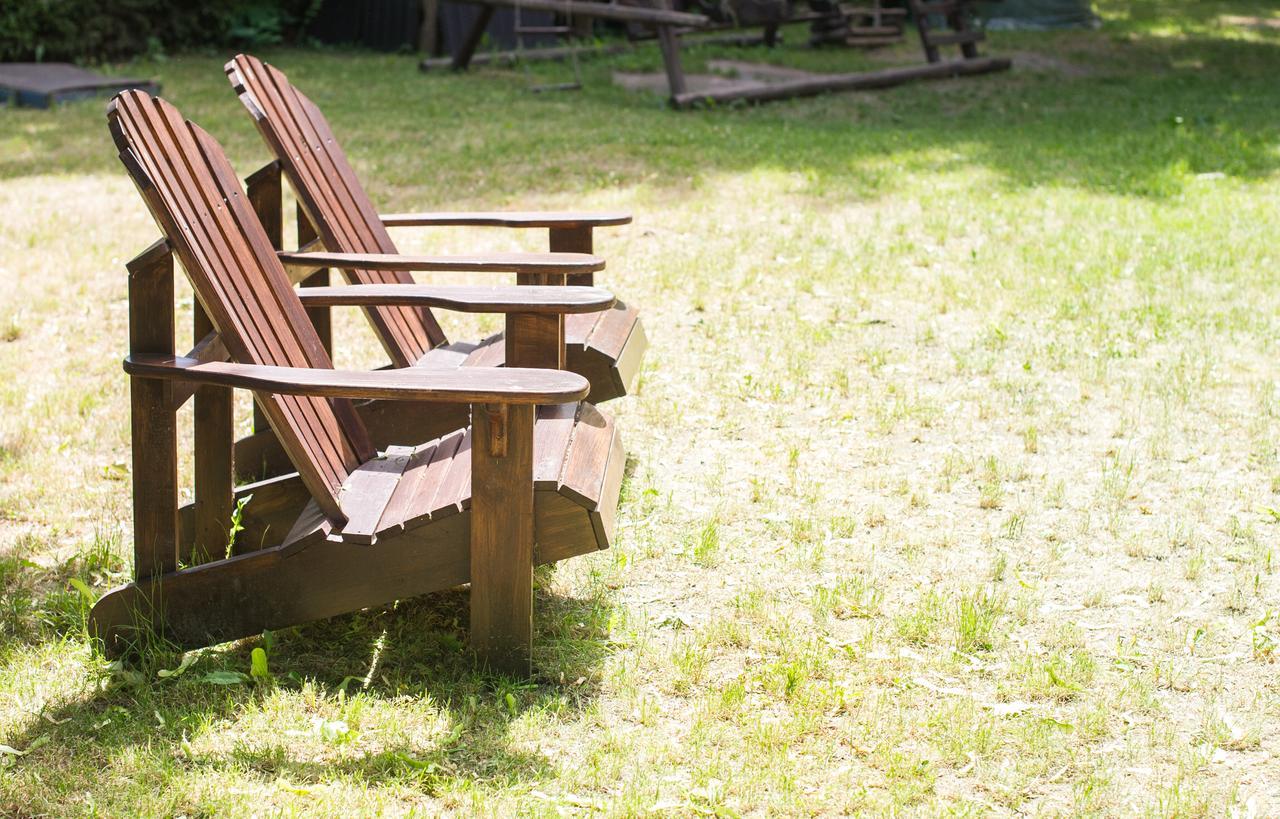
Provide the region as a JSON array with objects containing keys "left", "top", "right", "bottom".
[{"left": 0, "top": 564, "right": 617, "bottom": 799}]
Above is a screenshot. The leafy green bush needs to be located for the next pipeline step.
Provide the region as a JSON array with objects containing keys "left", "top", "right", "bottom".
[{"left": 0, "top": 0, "right": 322, "bottom": 63}]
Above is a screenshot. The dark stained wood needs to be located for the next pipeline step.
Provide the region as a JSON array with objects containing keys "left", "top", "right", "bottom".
[
  {"left": 91, "top": 476, "right": 613, "bottom": 655},
  {"left": 245, "top": 161, "right": 282, "bottom": 249},
  {"left": 590, "top": 420, "right": 627, "bottom": 548},
  {"left": 179, "top": 473, "right": 311, "bottom": 553},
  {"left": 277, "top": 250, "right": 605, "bottom": 276},
  {"left": 228, "top": 55, "right": 446, "bottom": 367},
  {"left": 559, "top": 401, "right": 615, "bottom": 509},
  {"left": 127, "top": 242, "right": 178, "bottom": 580},
  {"left": 125, "top": 354, "right": 590, "bottom": 405},
  {"left": 297, "top": 205, "right": 333, "bottom": 357},
  {"left": 533, "top": 403, "right": 577, "bottom": 490},
  {"left": 506, "top": 312, "right": 565, "bottom": 371},
  {"left": 377, "top": 432, "right": 456, "bottom": 533},
  {"left": 231, "top": 302, "right": 643, "bottom": 484},
  {"left": 167, "top": 328, "right": 231, "bottom": 411},
  {"left": 382, "top": 211, "right": 631, "bottom": 229},
  {"left": 101, "top": 91, "right": 627, "bottom": 676},
  {"left": 656, "top": 24, "right": 688, "bottom": 99},
  {"left": 191, "top": 301, "right": 235, "bottom": 563},
  {"left": 909, "top": 0, "right": 986, "bottom": 63},
  {"left": 673, "top": 57, "right": 1011, "bottom": 108},
  {"left": 428, "top": 427, "right": 472, "bottom": 519},
  {"left": 109, "top": 91, "right": 371, "bottom": 523},
  {"left": 336, "top": 445, "right": 414, "bottom": 545},
  {"left": 296, "top": 283, "right": 614, "bottom": 314},
  {"left": 226, "top": 59, "right": 641, "bottom": 402},
  {"left": 246, "top": 162, "right": 281, "bottom": 436},
  {"left": 471, "top": 403, "right": 535, "bottom": 673},
  {"left": 566, "top": 303, "right": 647, "bottom": 403},
  {"left": 549, "top": 224, "right": 595, "bottom": 286},
  {"left": 233, "top": 397, "right": 472, "bottom": 483},
  {"left": 452, "top": 4, "right": 496, "bottom": 70}
]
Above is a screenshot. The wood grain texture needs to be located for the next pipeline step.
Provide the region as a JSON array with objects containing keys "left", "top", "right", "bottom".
[
  {"left": 125, "top": 354, "right": 590, "bottom": 405},
  {"left": 90, "top": 480, "right": 609, "bottom": 656},
  {"left": 227, "top": 55, "right": 445, "bottom": 366},
  {"left": 179, "top": 473, "right": 310, "bottom": 553},
  {"left": 226, "top": 56, "right": 639, "bottom": 398},
  {"left": 126, "top": 243, "right": 178, "bottom": 580},
  {"left": 278, "top": 250, "right": 605, "bottom": 276},
  {"left": 109, "top": 91, "right": 369, "bottom": 523},
  {"left": 381, "top": 211, "right": 631, "bottom": 229},
  {"left": 295, "top": 283, "right": 614, "bottom": 314},
  {"left": 506, "top": 312, "right": 565, "bottom": 371},
  {"left": 336, "top": 445, "right": 414, "bottom": 545},
  {"left": 549, "top": 224, "right": 595, "bottom": 286},
  {"left": 470, "top": 403, "right": 535, "bottom": 674},
  {"left": 191, "top": 301, "right": 235, "bottom": 562}
]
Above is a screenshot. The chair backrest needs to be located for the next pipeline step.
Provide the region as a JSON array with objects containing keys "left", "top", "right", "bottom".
[
  {"left": 109, "top": 90, "right": 377, "bottom": 525},
  {"left": 225, "top": 53, "right": 445, "bottom": 368}
]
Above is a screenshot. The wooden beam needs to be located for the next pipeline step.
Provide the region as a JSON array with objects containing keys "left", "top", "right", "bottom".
[
  {"left": 672, "top": 56, "right": 1011, "bottom": 108},
  {"left": 191, "top": 301, "right": 235, "bottom": 564},
  {"left": 126, "top": 243, "right": 178, "bottom": 581},
  {"left": 506, "top": 312, "right": 565, "bottom": 371},
  {"left": 470, "top": 402, "right": 536, "bottom": 675},
  {"left": 549, "top": 225, "right": 594, "bottom": 286},
  {"left": 246, "top": 162, "right": 282, "bottom": 436},
  {"left": 453, "top": 5, "right": 496, "bottom": 70},
  {"left": 656, "top": 24, "right": 688, "bottom": 99},
  {"left": 297, "top": 205, "right": 332, "bottom": 358}
]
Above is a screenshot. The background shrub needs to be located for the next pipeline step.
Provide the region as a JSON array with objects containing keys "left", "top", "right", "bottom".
[{"left": 0, "top": 0, "right": 323, "bottom": 63}]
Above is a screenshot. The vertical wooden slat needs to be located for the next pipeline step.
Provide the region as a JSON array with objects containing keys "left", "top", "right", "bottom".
[
  {"left": 549, "top": 225, "right": 594, "bottom": 287},
  {"left": 246, "top": 161, "right": 282, "bottom": 250},
  {"left": 506, "top": 312, "right": 565, "bottom": 371},
  {"left": 127, "top": 241, "right": 178, "bottom": 580},
  {"left": 453, "top": 5, "right": 496, "bottom": 70},
  {"left": 470, "top": 402, "right": 535, "bottom": 675},
  {"left": 191, "top": 301, "right": 234, "bottom": 563},
  {"left": 656, "top": 26, "right": 688, "bottom": 102},
  {"left": 297, "top": 203, "right": 332, "bottom": 357},
  {"left": 246, "top": 161, "right": 282, "bottom": 435}
]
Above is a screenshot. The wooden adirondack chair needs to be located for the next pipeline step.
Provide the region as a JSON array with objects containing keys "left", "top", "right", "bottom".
[
  {"left": 223, "top": 54, "right": 645, "bottom": 463},
  {"left": 90, "top": 90, "right": 627, "bottom": 674}
]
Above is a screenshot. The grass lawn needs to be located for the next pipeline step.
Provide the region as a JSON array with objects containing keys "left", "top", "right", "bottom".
[{"left": 3, "top": 1, "right": 1280, "bottom": 814}]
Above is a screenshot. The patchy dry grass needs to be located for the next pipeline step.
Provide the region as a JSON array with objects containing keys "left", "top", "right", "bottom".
[{"left": 3, "top": 1, "right": 1280, "bottom": 814}]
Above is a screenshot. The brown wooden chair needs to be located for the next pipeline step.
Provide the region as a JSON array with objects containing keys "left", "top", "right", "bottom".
[
  {"left": 224, "top": 54, "right": 646, "bottom": 411},
  {"left": 89, "top": 90, "right": 626, "bottom": 675}
]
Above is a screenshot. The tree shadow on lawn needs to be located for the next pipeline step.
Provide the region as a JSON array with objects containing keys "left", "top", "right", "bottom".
[
  {"left": 1, "top": 22, "right": 1277, "bottom": 204},
  {"left": 0, "top": 573, "right": 615, "bottom": 805}
]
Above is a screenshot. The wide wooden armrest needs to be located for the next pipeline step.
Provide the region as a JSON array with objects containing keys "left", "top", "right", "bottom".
[
  {"left": 380, "top": 211, "right": 632, "bottom": 229},
  {"left": 124, "top": 355, "right": 588, "bottom": 404},
  {"left": 277, "top": 250, "right": 604, "bottom": 275},
  {"left": 295, "top": 284, "right": 614, "bottom": 314}
]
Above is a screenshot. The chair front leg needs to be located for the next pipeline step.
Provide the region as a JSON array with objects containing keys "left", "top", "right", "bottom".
[{"left": 470, "top": 401, "right": 535, "bottom": 675}]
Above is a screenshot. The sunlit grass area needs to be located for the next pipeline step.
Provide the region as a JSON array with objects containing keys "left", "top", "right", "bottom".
[{"left": 2, "top": 1, "right": 1280, "bottom": 814}]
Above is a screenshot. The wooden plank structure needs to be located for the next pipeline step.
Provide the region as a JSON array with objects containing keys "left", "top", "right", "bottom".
[
  {"left": 224, "top": 55, "right": 645, "bottom": 476},
  {"left": 91, "top": 90, "right": 629, "bottom": 675},
  {"left": 420, "top": 0, "right": 1008, "bottom": 107}
]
